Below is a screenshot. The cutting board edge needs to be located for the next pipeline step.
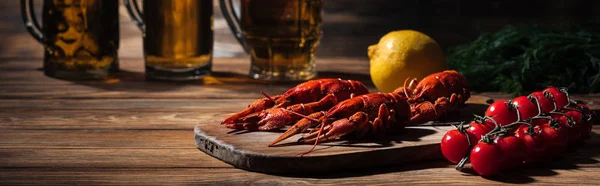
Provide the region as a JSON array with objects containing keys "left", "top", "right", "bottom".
[{"left": 194, "top": 125, "right": 445, "bottom": 174}]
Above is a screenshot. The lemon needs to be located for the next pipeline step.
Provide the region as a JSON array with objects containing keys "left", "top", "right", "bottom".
[{"left": 368, "top": 30, "right": 446, "bottom": 93}]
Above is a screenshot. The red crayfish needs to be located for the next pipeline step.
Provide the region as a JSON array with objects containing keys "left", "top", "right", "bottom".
[
  {"left": 221, "top": 78, "right": 369, "bottom": 131},
  {"left": 397, "top": 70, "right": 470, "bottom": 124},
  {"left": 269, "top": 70, "right": 470, "bottom": 155}
]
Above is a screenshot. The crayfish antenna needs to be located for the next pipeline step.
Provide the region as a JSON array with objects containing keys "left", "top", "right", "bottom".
[
  {"left": 402, "top": 78, "right": 410, "bottom": 98},
  {"left": 261, "top": 91, "right": 276, "bottom": 103},
  {"left": 295, "top": 122, "right": 326, "bottom": 157},
  {"left": 282, "top": 109, "right": 320, "bottom": 123}
]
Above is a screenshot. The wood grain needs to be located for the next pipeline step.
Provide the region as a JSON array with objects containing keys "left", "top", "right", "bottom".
[
  {"left": 0, "top": 110, "right": 205, "bottom": 130},
  {"left": 1, "top": 163, "right": 600, "bottom": 185},
  {"left": 0, "top": 130, "right": 193, "bottom": 148},
  {"left": 0, "top": 148, "right": 229, "bottom": 168}
]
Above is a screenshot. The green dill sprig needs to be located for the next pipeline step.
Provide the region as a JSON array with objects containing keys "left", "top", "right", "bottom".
[{"left": 447, "top": 24, "right": 600, "bottom": 95}]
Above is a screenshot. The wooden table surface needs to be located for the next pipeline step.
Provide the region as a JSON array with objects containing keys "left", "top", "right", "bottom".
[{"left": 2, "top": 1, "right": 600, "bottom": 185}]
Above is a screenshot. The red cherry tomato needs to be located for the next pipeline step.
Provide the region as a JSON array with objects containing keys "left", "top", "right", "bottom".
[
  {"left": 543, "top": 87, "right": 569, "bottom": 109},
  {"left": 576, "top": 103, "right": 593, "bottom": 140},
  {"left": 494, "top": 135, "right": 527, "bottom": 169},
  {"left": 514, "top": 125, "right": 547, "bottom": 164},
  {"left": 485, "top": 100, "right": 519, "bottom": 126},
  {"left": 441, "top": 129, "right": 471, "bottom": 164},
  {"left": 565, "top": 110, "right": 583, "bottom": 124},
  {"left": 466, "top": 121, "right": 493, "bottom": 145},
  {"left": 511, "top": 96, "right": 539, "bottom": 121},
  {"left": 470, "top": 142, "right": 505, "bottom": 176},
  {"left": 551, "top": 113, "right": 579, "bottom": 144},
  {"left": 530, "top": 117, "right": 550, "bottom": 126},
  {"left": 565, "top": 110, "right": 584, "bottom": 141},
  {"left": 529, "top": 91, "right": 555, "bottom": 114},
  {"left": 539, "top": 123, "right": 568, "bottom": 157},
  {"left": 578, "top": 103, "right": 591, "bottom": 110}
]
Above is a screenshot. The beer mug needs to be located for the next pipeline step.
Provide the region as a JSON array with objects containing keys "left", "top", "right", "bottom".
[
  {"left": 124, "top": 0, "right": 213, "bottom": 81},
  {"left": 221, "top": 0, "right": 323, "bottom": 81},
  {"left": 21, "top": 0, "right": 119, "bottom": 80}
]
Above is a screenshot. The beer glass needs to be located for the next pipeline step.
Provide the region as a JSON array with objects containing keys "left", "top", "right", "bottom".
[
  {"left": 221, "top": 0, "right": 323, "bottom": 81},
  {"left": 125, "top": 0, "right": 213, "bottom": 81},
  {"left": 21, "top": 0, "right": 119, "bottom": 80}
]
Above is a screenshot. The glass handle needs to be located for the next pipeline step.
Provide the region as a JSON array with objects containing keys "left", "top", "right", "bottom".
[
  {"left": 124, "top": 0, "right": 144, "bottom": 31},
  {"left": 20, "top": 0, "right": 43, "bottom": 43},
  {"left": 220, "top": 0, "right": 250, "bottom": 53}
]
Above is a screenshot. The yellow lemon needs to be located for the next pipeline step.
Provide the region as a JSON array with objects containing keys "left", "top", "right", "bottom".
[{"left": 368, "top": 30, "right": 446, "bottom": 93}]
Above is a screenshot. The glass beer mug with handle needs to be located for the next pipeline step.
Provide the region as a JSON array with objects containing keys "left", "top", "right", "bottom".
[
  {"left": 124, "top": 0, "right": 213, "bottom": 81},
  {"left": 21, "top": 0, "right": 119, "bottom": 80},
  {"left": 221, "top": 0, "right": 323, "bottom": 81}
]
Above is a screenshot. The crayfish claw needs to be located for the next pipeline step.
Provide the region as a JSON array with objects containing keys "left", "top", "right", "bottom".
[
  {"left": 300, "top": 112, "right": 368, "bottom": 144},
  {"left": 221, "top": 95, "right": 282, "bottom": 124},
  {"left": 269, "top": 125, "right": 305, "bottom": 147},
  {"left": 256, "top": 109, "right": 294, "bottom": 131},
  {"left": 269, "top": 112, "right": 325, "bottom": 146}
]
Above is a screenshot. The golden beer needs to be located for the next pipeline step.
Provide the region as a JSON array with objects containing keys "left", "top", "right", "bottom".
[
  {"left": 142, "top": 0, "right": 213, "bottom": 80},
  {"left": 25, "top": 0, "right": 120, "bottom": 79},
  {"left": 223, "top": 0, "right": 322, "bottom": 81}
]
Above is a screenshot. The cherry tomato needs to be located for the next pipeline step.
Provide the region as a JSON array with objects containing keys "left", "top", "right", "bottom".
[
  {"left": 485, "top": 100, "right": 519, "bottom": 126},
  {"left": 466, "top": 121, "right": 493, "bottom": 145},
  {"left": 551, "top": 113, "right": 579, "bottom": 144},
  {"left": 543, "top": 87, "right": 569, "bottom": 109},
  {"left": 539, "top": 123, "right": 568, "bottom": 157},
  {"left": 470, "top": 142, "right": 505, "bottom": 176},
  {"left": 578, "top": 103, "right": 591, "bottom": 110},
  {"left": 530, "top": 117, "right": 550, "bottom": 126},
  {"left": 529, "top": 91, "right": 554, "bottom": 114},
  {"left": 576, "top": 103, "right": 593, "bottom": 140},
  {"left": 495, "top": 135, "right": 527, "bottom": 169},
  {"left": 441, "top": 129, "right": 471, "bottom": 164},
  {"left": 565, "top": 110, "right": 584, "bottom": 141},
  {"left": 565, "top": 108, "right": 584, "bottom": 125},
  {"left": 511, "top": 96, "right": 539, "bottom": 121},
  {"left": 577, "top": 103, "right": 592, "bottom": 114},
  {"left": 514, "top": 125, "right": 547, "bottom": 164}
]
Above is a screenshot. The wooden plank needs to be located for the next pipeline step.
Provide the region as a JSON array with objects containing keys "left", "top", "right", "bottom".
[
  {"left": 0, "top": 129, "right": 194, "bottom": 149},
  {"left": 0, "top": 99, "right": 248, "bottom": 110},
  {"left": 1, "top": 164, "right": 600, "bottom": 185},
  {"left": 0, "top": 110, "right": 205, "bottom": 130},
  {"left": 0, "top": 99, "right": 241, "bottom": 130},
  {"left": 0, "top": 84, "right": 299, "bottom": 100},
  {"left": 0, "top": 148, "right": 230, "bottom": 168},
  {"left": 0, "top": 110, "right": 211, "bottom": 130}
]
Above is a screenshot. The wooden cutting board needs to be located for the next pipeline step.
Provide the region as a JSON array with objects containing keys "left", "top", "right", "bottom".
[{"left": 194, "top": 95, "right": 492, "bottom": 174}]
